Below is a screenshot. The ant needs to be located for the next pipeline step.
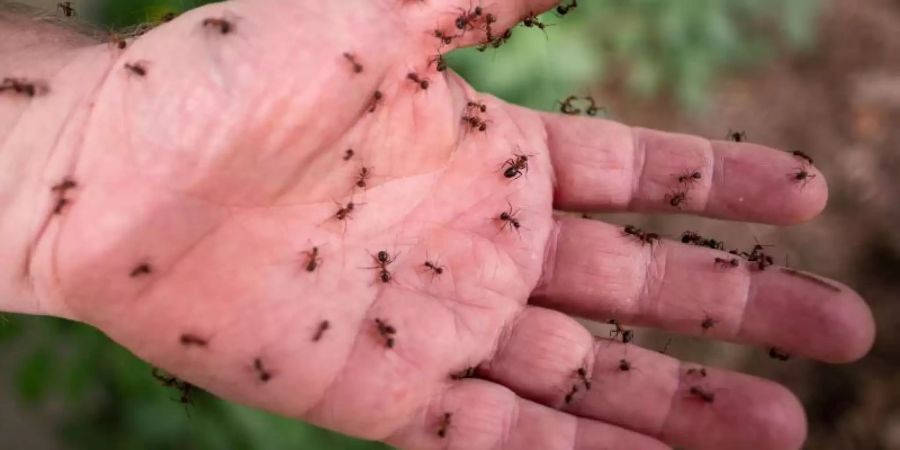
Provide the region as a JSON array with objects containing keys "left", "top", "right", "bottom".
[
  {"left": 374, "top": 318, "right": 397, "bottom": 348},
  {"left": 151, "top": 368, "right": 194, "bottom": 405},
  {"left": 303, "top": 246, "right": 322, "bottom": 272},
  {"left": 179, "top": 334, "right": 208, "bottom": 347},
  {"left": 768, "top": 347, "right": 791, "bottom": 361},
  {"left": 312, "top": 320, "right": 330, "bottom": 342},
  {"left": 623, "top": 225, "right": 659, "bottom": 246},
  {"left": 556, "top": 0, "right": 578, "bottom": 16},
  {"left": 450, "top": 366, "right": 477, "bottom": 380},
  {"left": 607, "top": 319, "right": 634, "bottom": 343},
  {"left": 497, "top": 202, "right": 522, "bottom": 232},
  {"left": 727, "top": 129, "right": 747, "bottom": 142},
  {"left": 106, "top": 31, "right": 128, "bottom": 50},
  {"left": 428, "top": 54, "right": 448, "bottom": 72},
  {"left": 57, "top": 2, "right": 76, "bottom": 17},
  {"left": 665, "top": 190, "right": 688, "bottom": 209},
  {"left": 688, "top": 386, "right": 715, "bottom": 403},
  {"left": 564, "top": 384, "right": 578, "bottom": 404},
  {"left": 343, "top": 149, "right": 354, "bottom": 161},
  {"left": 502, "top": 153, "right": 530, "bottom": 180},
  {"left": 479, "top": 28, "right": 513, "bottom": 51},
  {"left": 700, "top": 314, "right": 717, "bottom": 331},
  {"left": 792, "top": 151, "right": 814, "bottom": 165},
  {"left": 618, "top": 358, "right": 633, "bottom": 372},
  {"left": 714, "top": 257, "right": 739, "bottom": 268},
  {"left": 51, "top": 178, "right": 77, "bottom": 193},
  {"left": 424, "top": 260, "right": 445, "bottom": 276},
  {"left": 466, "top": 100, "right": 487, "bottom": 113},
  {"left": 130, "top": 263, "right": 152, "bottom": 278},
  {"left": 406, "top": 72, "right": 429, "bottom": 90},
  {"left": 356, "top": 166, "right": 371, "bottom": 189},
  {"left": 367, "top": 250, "right": 397, "bottom": 283},
  {"left": 576, "top": 367, "right": 592, "bottom": 390},
  {"left": 367, "top": 90, "right": 384, "bottom": 113},
  {"left": 437, "top": 412, "right": 452, "bottom": 438},
  {"left": 677, "top": 170, "right": 702, "bottom": 185},
  {"left": 557, "top": 95, "right": 581, "bottom": 115},
  {"left": 741, "top": 243, "right": 775, "bottom": 271},
  {"left": 789, "top": 166, "right": 816, "bottom": 187},
  {"left": 455, "top": 5, "right": 483, "bottom": 31},
  {"left": 462, "top": 114, "right": 488, "bottom": 132},
  {"left": 253, "top": 358, "right": 273, "bottom": 382},
  {"left": 52, "top": 198, "right": 70, "bottom": 215},
  {"left": 202, "top": 17, "right": 234, "bottom": 34},
  {"left": 124, "top": 62, "right": 148, "bottom": 77},
  {"left": 686, "top": 367, "right": 708, "bottom": 378},
  {"left": 522, "top": 11, "right": 547, "bottom": 31},
  {"left": 334, "top": 201, "right": 356, "bottom": 221},
  {"left": 1, "top": 77, "right": 45, "bottom": 97},
  {"left": 342, "top": 53, "right": 363, "bottom": 73},
  {"left": 433, "top": 29, "right": 454, "bottom": 46},
  {"left": 584, "top": 96, "right": 604, "bottom": 116}
]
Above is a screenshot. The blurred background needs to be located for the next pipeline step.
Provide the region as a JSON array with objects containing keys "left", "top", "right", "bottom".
[{"left": 1, "top": 0, "right": 898, "bottom": 449}]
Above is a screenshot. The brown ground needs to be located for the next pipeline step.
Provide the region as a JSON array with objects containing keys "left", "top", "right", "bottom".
[{"left": 597, "top": 0, "right": 900, "bottom": 448}]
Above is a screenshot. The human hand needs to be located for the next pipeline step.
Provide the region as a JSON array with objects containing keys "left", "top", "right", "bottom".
[{"left": 1, "top": 1, "right": 874, "bottom": 449}]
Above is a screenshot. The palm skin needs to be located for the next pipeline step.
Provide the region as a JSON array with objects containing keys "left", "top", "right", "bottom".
[{"left": 12, "top": 0, "right": 874, "bottom": 449}]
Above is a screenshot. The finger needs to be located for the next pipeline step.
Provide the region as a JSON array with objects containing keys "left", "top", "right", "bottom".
[
  {"left": 479, "top": 307, "right": 807, "bottom": 450},
  {"left": 541, "top": 114, "right": 827, "bottom": 225},
  {"left": 532, "top": 216, "right": 875, "bottom": 363},
  {"left": 387, "top": 379, "right": 668, "bottom": 450}
]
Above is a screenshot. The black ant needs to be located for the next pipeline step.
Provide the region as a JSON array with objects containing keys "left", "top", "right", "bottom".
[
  {"left": 584, "top": 96, "right": 604, "bottom": 116},
  {"left": 1, "top": 77, "right": 46, "bottom": 97},
  {"left": 424, "top": 260, "right": 445, "bottom": 276},
  {"left": 714, "top": 257, "right": 739, "bottom": 268},
  {"left": 433, "top": 29, "right": 454, "bottom": 46},
  {"left": 374, "top": 318, "right": 396, "bottom": 348},
  {"left": 428, "top": 54, "right": 448, "bottom": 72},
  {"left": 367, "top": 250, "right": 397, "bottom": 283},
  {"left": 479, "top": 28, "right": 513, "bottom": 51},
  {"left": 57, "top": 2, "right": 76, "bottom": 17},
  {"left": 303, "top": 246, "right": 322, "bottom": 272},
  {"left": 665, "top": 191, "right": 688, "bottom": 209},
  {"left": 768, "top": 347, "right": 791, "bottom": 361},
  {"left": 789, "top": 166, "right": 816, "bottom": 187},
  {"left": 455, "top": 5, "right": 483, "bottom": 31},
  {"left": 556, "top": 0, "right": 578, "bottom": 16},
  {"left": 462, "top": 114, "right": 488, "bottom": 132},
  {"left": 179, "top": 333, "right": 208, "bottom": 347},
  {"left": 522, "top": 11, "right": 547, "bottom": 30},
  {"left": 564, "top": 384, "right": 578, "bottom": 404},
  {"left": 202, "top": 17, "right": 234, "bottom": 34},
  {"left": 253, "top": 358, "right": 272, "bottom": 382},
  {"left": 367, "top": 90, "right": 384, "bottom": 113},
  {"left": 727, "top": 130, "right": 747, "bottom": 142},
  {"left": 686, "top": 367, "right": 707, "bottom": 378},
  {"left": 680, "top": 231, "right": 724, "bottom": 250},
  {"left": 557, "top": 95, "right": 581, "bottom": 115},
  {"left": 334, "top": 201, "right": 356, "bottom": 221},
  {"left": 51, "top": 178, "right": 77, "bottom": 192},
  {"left": 312, "top": 320, "right": 329, "bottom": 342},
  {"left": 124, "top": 62, "right": 148, "bottom": 77},
  {"left": 576, "top": 367, "right": 591, "bottom": 390},
  {"left": 406, "top": 72, "right": 429, "bottom": 90},
  {"left": 502, "top": 153, "right": 530, "bottom": 180},
  {"left": 343, "top": 149, "right": 354, "bottom": 161},
  {"left": 792, "top": 151, "right": 814, "bottom": 165},
  {"left": 618, "top": 358, "right": 633, "bottom": 372},
  {"left": 497, "top": 202, "right": 522, "bottom": 232},
  {"left": 700, "top": 314, "right": 717, "bottom": 331},
  {"left": 677, "top": 170, "right": 702, "bottom": 185},
  {"left": 342, "top": 52, "right": 363, "bottom": 73},
  {"left": 623, "top": 225, "right": 659, "bottom": 246},
  {"left": 437, "top": 412, "right": 452, "bottom": 438},
  {"left": 151, "top": 368, "right": 194, "bottom": 405},
  {"left": 607, "top": 319, "right": 634, "bottom": 343},
  {"left": 450, "top": 366, "right": 477, "bottom": 380},
  {"left": 356, "top": 166, "right": 371, "bottom": 189},
  {"left": 688, "top": 386, "right": 715, "bottom": 403},
  {"left": 741, "top": 243, "right": 775, "bottom": 271},
  {"left": 130, "top": 263, "right": 152, "bottom": 278},
  {"left": 466, "top": 100, "right": 487, "bottom": 113}
]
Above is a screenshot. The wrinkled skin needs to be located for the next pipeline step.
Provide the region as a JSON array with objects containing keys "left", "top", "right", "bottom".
[{"left": 1, "top": 1, "right": 875, "bottom": 449}]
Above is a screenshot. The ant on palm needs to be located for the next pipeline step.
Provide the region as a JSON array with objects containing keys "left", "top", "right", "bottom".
[
  {"left": 497, "top": 202, "right": 522, "bottom": 232},
  {"left": 564, "top": 384, "right": 579, "bottom": 404},
  {"left": 124, "top": 62, "right": 148, "bottom": 77},
  {"left": 312, "top": 320, "right": 330, "bottom": 342},
  {"left": 334, "top": 201, "right": 356, "bottom": 221},
  {"left": 253, "top": 358, "right": 272, "bottom": 382},
  {"left": 665, "top": 191, "right": 688, "bottom": 209},
  {"left": 424, "top": 260, "right": 445, "bottom": 276},
  {"left": 343, "top": 149, "right": 354, "bottom": 161},
  {"left": 502, "top": 152, "right": 531, "bottom": 180},
  {"left": 1, "top": 77, "right": 46, "bottom": 97},
  {"left": 455, "top": 4, "right": 484, "bottom": 31},
  {"left": 618, "top": 358, "right": 633, "bottom": 372},
  {"left": 677, "top": 170, "right": 702, "bottom": 185},
  {"left": 367, "top": 250, "right": 397, "bottom": 283},
  {"left": 406, "top": 72, "right": 429, "bottom": 90},
  {"left": 356, "top": 167, "right": 371, "bottom": 189},
  {"left": 151, "top": 368, "right": 194, "bottom": 405},
  {"left": 130, "top": 263, "right": 152, "bottom": 278},
  {"left": 342, "top": 53, "right": 363, "bottom": 73},
  {"left": 303, "top": 246, "right": 322, "bottom": 272},
  {"left": 437, "top": 412, "right": 452, "bottom": 438},
  {"left": 607, "top": 319, "right": 634, "bottom": 343},
  {"left": 374, "top": 318, "right": 397, "bottom": 348},
  {"left": 462, "top": 114, "right": 488, "bottom": 132}
]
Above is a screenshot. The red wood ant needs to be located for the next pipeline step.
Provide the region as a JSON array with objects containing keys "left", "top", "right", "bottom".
[
  {"left": 623, "top": 225, "right": 659, "bottom": 246},
  {"left": 367, "top": 250, "right": 397, "bottom": 283},
  {"left": 334, "top": 201, "right": 356, "bottom": 221},
  {"left": 502, "top": 152, "right": 531, "bottom": 180},
  {"left": 179, "top": 334, "right": 208, "bottom": 347},
  {"left": 714, "top": 257, "right": 739, "bottom": 268},
  {"left": 478, "top": 28, "right": 513, "bottom": 51},
  {"left": 367, "top": 90, "right": 384, "bottom": 113},
  {"left": 57, "top": 2, "right": 76, "bottom": 17},
  {"left": 151, "top": 368, "right": 194, "bottom": 405},
  {"left": 437, "top": 412, "right": 452, "bottom": 438},
  {"left": 356, "top": 167, "right": 371, "bottom": 189},
  {"left": 688, "top": 386, "right": 715, "bottom": 403},
  {"left": 728, "top": 129, "right": 747, "bottom": 142},
  {"left": 792, "top": 151, "right": 814, "bottom": 165},
  {"left": 253, "top": 358, "right": 273, "bottom": 382},
  {"left": 522, "top": 11, "right": 547, "bottom": 31},
  {"left": 342, "top": 53, "right": 363, "bottom": 73},
  {"left": 424, "top": 260, "right": 445, "bottom": 276},
  {"left": 130, "top": 263, "right": 152, "bottom": 278},
  {"left": 124, "top": 62, "right": 148, "bottom": 77},
  {"left": 303, "top": 246, "right": 322, "bottom": 272},
  {"left": 557, "top": 95, "right": 581, "bottom": 115},
  {"left": 556, "top": 0, "right": 578, "bottom": 16},
  {"left": 374, "top": 318, "right": 397, "bottom": 348},
  {"left": 665, "top": 190, "right": 688, "bottom": 209},
  {"left": 497, "top": 202, "right": 522, "bottom": 232},
  {"left": 768, "top": 347, "right": 791, "bottom": 361},
  {"left": 202, "top": 17, "right": 234, "bottom": 34},
  {"left": 312, "top": 320, "right": 329, "bottom": 342},
  {"left": 406, "top": 72, "right": 429, "bottom": 90},
  {"left": 455, "top": 5, "right": 484, "bottom": 31}
]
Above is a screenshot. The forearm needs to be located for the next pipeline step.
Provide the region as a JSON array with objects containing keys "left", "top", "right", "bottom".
[{"left": 0, "top": 4, "right": 106, "bottom": 317}]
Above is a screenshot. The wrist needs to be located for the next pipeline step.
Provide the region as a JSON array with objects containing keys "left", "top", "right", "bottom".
[{"left": 0, "top": 9, "right": 108, "bottom": 317}]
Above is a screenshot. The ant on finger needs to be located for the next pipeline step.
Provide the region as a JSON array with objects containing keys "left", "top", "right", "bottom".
[
  {"left": 450, "top": 366, "right": 477, "bottom": 380},
  {"left": 253, "top": 358, "right": 273, "bottom": 382},
  {"left": 130, "top": 263, "right": 152, "bottom": 278},
  {"left": 677, "top": 170, "right": 702, "bottom": 185},
  {"left": 151, "top": 368, "right": 194, "bottom": 405},
  {"left": 179, "top": 334, "right": 208, "bottom": 347},
  {"left": 714, "top": 257, "right": 739, "bottom": 268},
  {"left": 557, "top": 95, "right": 581, "bottom": 115},
  {"left": 303, "top": 246, "right": 322, "bottom": 272},
  {"left": 789, "top": 166, "right": 816, "bottom": 187},
  {"left": 584, "top": 96, "right": 605, "bottom": 117},
  {"left": 623, "top": 225, "right": 659, "bottom": 246},
  {"left": 466, "top": 100, "right": 487, "bottom": 113},
  {"left": 202, "top": 17, "right": 234, "bottom": 34},
  {"left": 576, "top": 367, "right": 592, "bottom": 390},
  {"left": 428, "top": 54, "right": 448, "bottom": 72},
  {"left": 564, "top": 384, "right": 579, "bottom": 404},
  {"left": 455, "top": 5, "right": 484, "bottom": 31},
  {"left": 124, "top": 62, "right": 149, "bottom": 77},
  {"left": 768, "top": 347, "right": 791, "bottom": 361},
  {"left": 374, "top": 318, "right": 397, "bottom": 348},
  {"left": 607, "top": 319, "right": 634, "bottom": 344},
  {"left": 1, "top": 77, "right": 48, "bottom": 97},
  {"left": 727, "top": 129, "right": 747, "bottom": 142},
  {"left": 792, "top": 151, "right": 814, "bottom": 165},
  {"left": 617, "top": 358, "right": 633, "bottom": 372},
  {"left": 686, "top": 367, "right": 708, "bottom": 378},
  {"left": 343, "top": 149, "right": 354, "bottom": 161},
  {"left": 367, "top": 90, "right": 384, "bottom": 113},
  {"left": 700, "top": 314, "right": 717, "bottom": 332},
  {"left": 665, "top": 190, "right": 688, "bottom": 209},
  {"left": 433, "top": 29, "right": 454, "bottom": 46},
  {"left": 437, "top": 412, "right": 452, "bottom": 438},
  {"left": 462, "top": 114, "right": 489, "bottom": 132},
  {"left": 406, "top": 72, "right": 429, "bottom": 90}
]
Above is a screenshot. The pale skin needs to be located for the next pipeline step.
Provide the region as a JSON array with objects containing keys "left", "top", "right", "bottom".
[{"left": 0, "top": 0, "right": 876, "bottom": 449}]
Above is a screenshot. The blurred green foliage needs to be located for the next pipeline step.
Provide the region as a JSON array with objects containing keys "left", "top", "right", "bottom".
[{"left": 1, "top": 1, "right": 821, "bottom": 449}]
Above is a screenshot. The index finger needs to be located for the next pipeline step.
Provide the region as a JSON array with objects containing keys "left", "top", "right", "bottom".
[{"left": 542, "top": 114, "right": 827, "bottom": 225}]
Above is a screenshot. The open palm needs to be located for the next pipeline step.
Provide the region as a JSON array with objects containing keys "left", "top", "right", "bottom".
[{"left": 17, "top": 0, "right": 874, "bottom": 449}]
